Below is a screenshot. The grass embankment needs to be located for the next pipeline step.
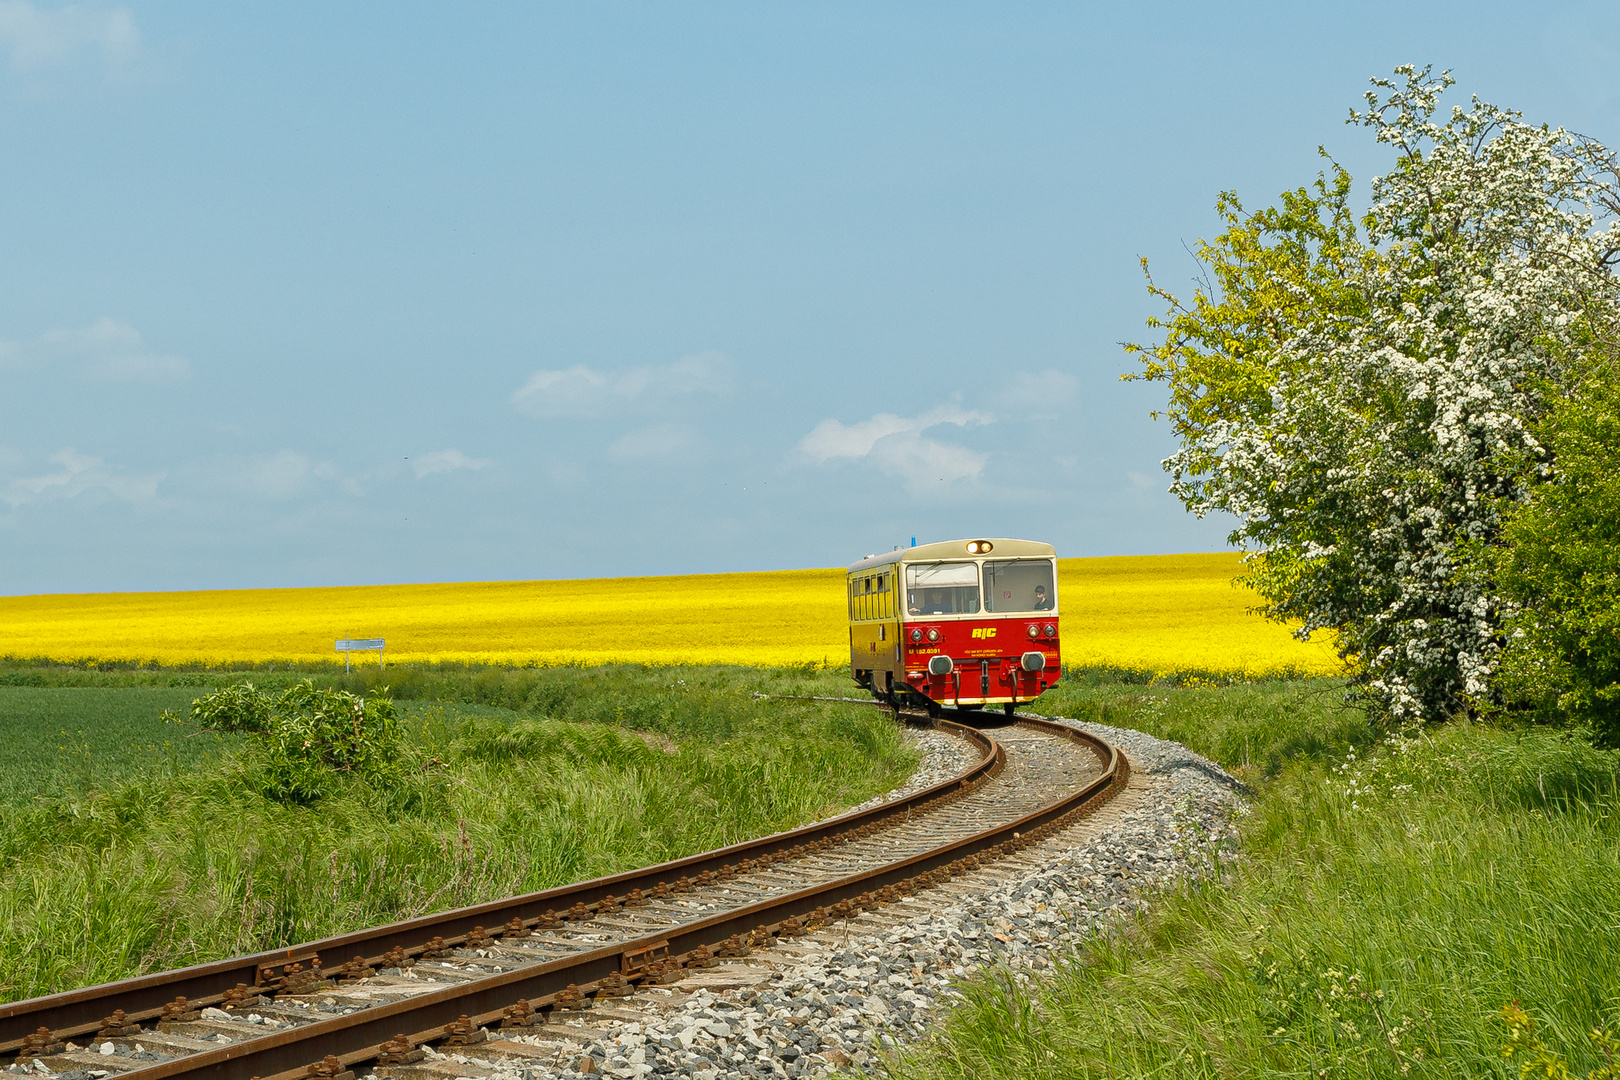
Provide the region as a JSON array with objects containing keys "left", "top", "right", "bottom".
[
  {"left": 0, "top": 665, "right": 916, "bottom": 1003},
  {"left": 890, "top": 684, "right": 1620, "bottom": 1080}
]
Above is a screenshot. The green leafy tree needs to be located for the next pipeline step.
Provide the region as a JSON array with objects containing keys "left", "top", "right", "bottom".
[
  {"left": 1127, "top": 66, "right": 1620, "bottom": 723},
  {"left": 1495, "top": 355, "right": 1620, "bottom": 741}
]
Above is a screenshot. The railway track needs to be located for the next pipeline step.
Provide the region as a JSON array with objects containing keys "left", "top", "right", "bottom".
[{"left": 2, "top": 710, "right": 1126, "bottom": 1080}]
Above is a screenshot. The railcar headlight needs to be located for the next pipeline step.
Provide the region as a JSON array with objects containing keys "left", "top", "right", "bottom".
[
  {"left": 926, "top": 627, "right": 940, "bottom": 643},
  {"left": 1044, "top": 623, "right": 1056, "bottom": 638},
  {"left": 1027, "top": 624, "right": 1039, "bottom": 639},
  {"left": 909, "top": 628, "right": 923, "bottom": 643},
  {"left": 965, "top": 540, "right": 994, "bottom": 554}
]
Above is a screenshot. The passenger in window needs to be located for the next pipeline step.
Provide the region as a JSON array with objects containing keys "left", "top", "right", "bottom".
[
  {"left": 921, "top": 589, "right": 949, "bottom": 615},
  {"left": 1032, "top": 585, "right": 1053, "bottom": 611}
]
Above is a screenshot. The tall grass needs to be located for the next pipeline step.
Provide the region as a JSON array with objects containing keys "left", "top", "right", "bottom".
[
  {"left": 0, "top": 665, "right": 917, "bottom": 1003},
  {"left": 888, "top": 692, "right": 1620, "bottom": 1080}
]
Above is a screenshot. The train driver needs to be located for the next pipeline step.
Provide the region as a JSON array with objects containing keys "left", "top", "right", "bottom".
[
  {"left": 918, "top": 588, "right": 950, "bottom": 615},
  {"left": 1032, "top": 584, "right": 1053, "bottom": 611}
]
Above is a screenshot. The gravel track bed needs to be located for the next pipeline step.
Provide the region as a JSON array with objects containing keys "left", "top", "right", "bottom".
[
  {"left": 837, "top": 726, "right": 980, "bottom": 816},
  {"left": 364, "top": 719, "right": 1244, "bottom": 1080}
]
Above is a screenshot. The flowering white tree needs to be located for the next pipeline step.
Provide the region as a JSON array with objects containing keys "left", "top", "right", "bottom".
[{"left": 1128, "top": 66, "right": 1620, "bottom": 722}]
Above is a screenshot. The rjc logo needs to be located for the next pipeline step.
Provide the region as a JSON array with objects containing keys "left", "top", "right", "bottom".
[{"left": 970, "top": 627, "right": 997, "bottom": 640}]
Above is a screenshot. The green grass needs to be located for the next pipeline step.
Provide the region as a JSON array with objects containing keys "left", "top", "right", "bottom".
[
  {"left": 0, "top": 687, "right": 235, "bottom": 805},
  {"left": 0, "top": 663, "right": 918, "bottom": 1003},
  {"left": 888, "top": 685, "right": 1620, "bottom": 1080},
  {"left": 1035, "top": 675, "right": 1368, "bottom": 778}
]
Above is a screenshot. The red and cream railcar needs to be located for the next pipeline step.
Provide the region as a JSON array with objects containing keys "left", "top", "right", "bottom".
[{"left": 848, "top": 538, "right": 1060, "bottom": 714}]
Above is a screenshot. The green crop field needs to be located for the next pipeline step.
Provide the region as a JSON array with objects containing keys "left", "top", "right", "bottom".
[{"left": 0, "top": 686, "right": 233, "bottom": 806}]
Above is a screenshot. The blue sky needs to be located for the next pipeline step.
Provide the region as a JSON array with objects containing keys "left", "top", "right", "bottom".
[{"left": 2, "top": 2, "right": 1616, "bottom": 594}]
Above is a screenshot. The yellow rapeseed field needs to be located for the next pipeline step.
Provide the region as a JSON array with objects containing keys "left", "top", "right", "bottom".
[{"left": 0, "top": 553, "right": 1340, "bottom": 677}]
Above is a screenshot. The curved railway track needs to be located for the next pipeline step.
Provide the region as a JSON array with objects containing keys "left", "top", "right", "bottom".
[{"left": 2, "top": 709, "right": 1126, "bottom": 1080}]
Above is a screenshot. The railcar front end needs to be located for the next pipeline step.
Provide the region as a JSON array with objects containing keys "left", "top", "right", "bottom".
[{"left": 848, "top": 538, "right": 1061, "bottom": 714}]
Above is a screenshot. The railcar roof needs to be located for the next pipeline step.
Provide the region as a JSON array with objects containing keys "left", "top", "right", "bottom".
[{"left": 847, "top": 538, "right": 1056, "bottom": 572}]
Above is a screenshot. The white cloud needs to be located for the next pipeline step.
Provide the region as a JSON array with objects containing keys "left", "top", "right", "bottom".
[
  {"left": 607, "top": 423, "right": 698, "bottom": 463},
  {"left": 0, "top": 1, "right": 138, "bottom": 72},
  {"left": 0, "top": 317, "right": 189, "bottom": 382},
  {"left": 2, "top": 447, "right": 161, "bottom": 507},
  {"left": 988, "top": 369, "right": 1080, "bottom": 419},
  {"left": 796, "top": 404, "right": 989, "bottom": 489},
  {"left": 511, "top": 350, "right": 731, "bottom": 419},
  {"left": 203, "top": 450, "right": 361, "bottom": 501},
  {"left": 240, "top": 450, "right": 313, "bottom": 500},
  {"left": 411, "top": 448, "right": 492, "bottom": 479},
  {"left": 798, "top": 404, "right": 988, "bottom": 462}
]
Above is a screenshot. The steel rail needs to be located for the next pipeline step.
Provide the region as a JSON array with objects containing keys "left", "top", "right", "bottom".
[
  {"left": 2, "top": 713, "right": 1002, "bottom": 1054},
  {"left": 108, "top": 715, "right": 1126, "bottom": 1080}
]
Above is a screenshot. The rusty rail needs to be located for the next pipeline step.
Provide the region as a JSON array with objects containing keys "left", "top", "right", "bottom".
[
  {"left": 1, "top": 714, "right": 1001, "bottom": 1053},
  {"left": 6, "top": 713, "right": 1126, "bottom": 1080}
]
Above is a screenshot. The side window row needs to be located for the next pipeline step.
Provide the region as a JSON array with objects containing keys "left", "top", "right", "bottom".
[{"left": 848, "top": 571, "right": 893, "bottom": 620}]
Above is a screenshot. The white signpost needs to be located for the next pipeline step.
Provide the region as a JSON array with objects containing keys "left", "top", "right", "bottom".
[{"left": 335, "top": 637, "right": 385, "bottom": 672}]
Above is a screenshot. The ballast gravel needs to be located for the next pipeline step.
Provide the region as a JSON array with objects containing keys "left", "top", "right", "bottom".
[
  {"left": 387, "top": 718, "right": 1248, "bottom": 1080},
  {"left": 838, "top": 726, "right": 981, "bottom": 817}
]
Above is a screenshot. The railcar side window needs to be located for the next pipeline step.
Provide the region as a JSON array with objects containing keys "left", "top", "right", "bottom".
[
  {"left": 982, "top": 559, "right": 1057, "bottom": 612},
  {"left": 905, "top": 561, "right": 981, "bottom": 615}
]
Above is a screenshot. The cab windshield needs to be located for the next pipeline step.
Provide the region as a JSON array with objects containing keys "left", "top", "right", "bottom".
[
  {"left": 906, "top": 561, "right": 981, "bottom": 615},
  {"left": 982, "top": 558, "right": 1057, "bottom": 613}
]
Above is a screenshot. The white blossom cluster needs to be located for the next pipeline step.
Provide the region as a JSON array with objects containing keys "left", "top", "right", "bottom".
[{"left": 1166, "top": 67, "right": 1620, "bottom": 721}]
